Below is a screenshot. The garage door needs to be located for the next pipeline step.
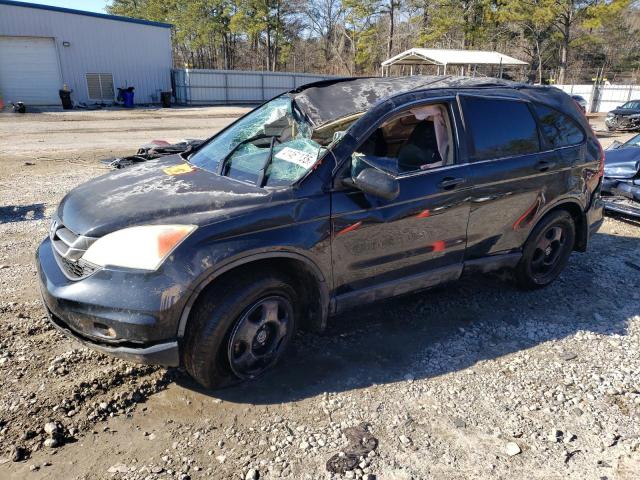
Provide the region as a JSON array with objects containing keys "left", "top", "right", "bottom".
[{"left": 0, "top": 36, "right": 63, "bottom": 105}]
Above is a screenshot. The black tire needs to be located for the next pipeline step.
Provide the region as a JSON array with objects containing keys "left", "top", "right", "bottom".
[
  {"left": 183, "top": 271, "right": 298, "bottom": 389},
  {"left": 515, "top": 210, "right": 576, "bottom": 290}
]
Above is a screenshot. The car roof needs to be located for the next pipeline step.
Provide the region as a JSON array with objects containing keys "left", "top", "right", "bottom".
[{"left": 290, "top": 75, "right": 571, "bottom": 128}]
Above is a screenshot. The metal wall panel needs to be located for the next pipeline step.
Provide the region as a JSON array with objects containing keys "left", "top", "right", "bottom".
[
  {"left": 597, "top": 85, "right": 637, "bottom": 112},
  {"left": 555, "top": 84, "right": 640, "bottom": 113},
  {"left": 173, "top": 69, "right": 334, "bottom": 105},
  {"left": 0, "top": 3, "right": 172, "bottom": 105}
]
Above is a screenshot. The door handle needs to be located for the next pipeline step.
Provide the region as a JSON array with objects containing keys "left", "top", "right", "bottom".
[
  {"left": 535, "top": 160, "right": 556, "bottom": 172},
  {"left": 438, "top": 177, "right": 465, "bottom": 190}
]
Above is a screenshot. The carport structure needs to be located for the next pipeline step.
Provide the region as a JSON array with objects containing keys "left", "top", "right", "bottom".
[{"left": 381, "top": 48, "right": 528, "bottom": 78}]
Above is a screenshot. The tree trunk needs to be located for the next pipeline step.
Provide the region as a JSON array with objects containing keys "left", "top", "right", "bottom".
[
  {"left": 537, "top": 38, "right": 543, "bottom": 85},
  {"left": 557, "top": 2, "right": 573, "bottom": 85},
  {"left": 266, "top": 25, "right": 272, "bottom": 72},
  {"left": 421, "top": 1, "right": 429, "bottom": 46},
  {"left": 387, "top": 0, "right": 395, "bottom": 59},
  {"left": 274, "top": 1, "right": 281, "bottom": 71}
]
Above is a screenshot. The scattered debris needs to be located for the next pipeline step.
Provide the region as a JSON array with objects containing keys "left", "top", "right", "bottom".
[
  {"left": 107, "top": 463, "right": 129, "bottom": 474},
  {"left": 326, "top": 424, "right": 378, "bottom": 474},
  {"left": 564, "top": 449, "right": 582, "bottom": 464},
  {"left": 104, "top": 139, "right": 204, "bottom": 169},
  {"left": 245, "top": 468, "right": 259, "bottom": 480},
  {"left": 505, "top": 442, "right": 522, "bottom": 456},
  {"left": 11, "top": 446, "right": 27, "bottom": 462}
]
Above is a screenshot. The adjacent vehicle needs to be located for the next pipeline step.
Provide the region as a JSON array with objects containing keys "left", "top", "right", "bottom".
[
  {"left": 605, "top": 100, "right": 640, "bottom": 131},
  {"left": 571, "top": 94, "right": 588, "bottom": 113},
  {"left": 602, "top": 133, "right": 640, "bottom": 218},
  {"left": 37, "top": 76, "right": 605, "bottom": 389}
]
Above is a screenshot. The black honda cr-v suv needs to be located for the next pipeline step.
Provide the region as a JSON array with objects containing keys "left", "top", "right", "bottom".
[{"left": 37, "top": 76, "right": 604, "bottom": 388}]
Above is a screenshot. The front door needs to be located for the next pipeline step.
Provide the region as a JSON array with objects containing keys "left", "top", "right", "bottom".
[{"left": 330, "top": 101, "right": 471, "bottom": 311}]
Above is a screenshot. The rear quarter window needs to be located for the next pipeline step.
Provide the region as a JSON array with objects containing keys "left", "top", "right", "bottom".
[
  {"left": 462, "top": 97, "right": 540, "bottom": 161},
  {"left": 532, "top": 103, "right": 585, "bottom": 148}
]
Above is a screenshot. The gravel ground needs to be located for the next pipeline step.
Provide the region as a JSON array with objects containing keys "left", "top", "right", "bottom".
[{"left": 0, "top": 109, "right": 639, "bottom": 480}]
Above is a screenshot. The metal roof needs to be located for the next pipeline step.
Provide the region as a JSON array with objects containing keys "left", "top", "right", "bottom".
[
  {"left": 293, "top": 75, "right": 528, "bottom": 127},
  {"left": 382, "top": 48, "right": 528, "bottom": 67},
  {"left": 0, "top": 0, "right": 172, "bottom": 28}
]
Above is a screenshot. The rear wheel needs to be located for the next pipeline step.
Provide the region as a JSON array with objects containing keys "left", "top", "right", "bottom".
[
  {"left": 515, "top": 210, "right": 575, "bottom": 289},
  {"left": 183, "top": 272, "right": 297, "bottom": 389}
]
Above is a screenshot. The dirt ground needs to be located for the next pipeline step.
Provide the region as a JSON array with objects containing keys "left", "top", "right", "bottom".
[{"left": 0, "top": 107, "right": 639, "bottom": 480}]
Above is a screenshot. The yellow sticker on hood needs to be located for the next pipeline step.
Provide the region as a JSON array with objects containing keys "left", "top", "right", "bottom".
[{"left": 163, "top": 163, "right": 195, "bottom": 176}]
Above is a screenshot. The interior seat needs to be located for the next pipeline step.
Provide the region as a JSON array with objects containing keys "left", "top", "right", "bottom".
[{"left": 397, "top": 121, "right": 442, "bottom": 172}]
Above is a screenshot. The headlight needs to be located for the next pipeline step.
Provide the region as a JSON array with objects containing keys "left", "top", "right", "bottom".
[
  {"left": 606, "top": 113, "right": 614, "bottom": 118},
  {"left": 82, "top": 225, "right": 196, "bottom": 271}
]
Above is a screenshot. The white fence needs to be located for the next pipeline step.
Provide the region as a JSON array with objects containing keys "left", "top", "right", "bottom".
[
  {"left": 555, "top": 84, "right": 640, "bottom": 113},
  {"left": 172, "top": 69, "right": 335, "bottom": 105},
  {"left": 171, "top": 70, "right": 640, "bottom": 112}
]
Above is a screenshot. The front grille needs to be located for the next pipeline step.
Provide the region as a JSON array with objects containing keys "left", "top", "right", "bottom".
[
  {"left": 50, "top": 215, "right": 99, "bottom": 280},
  {"left": 58, "top": 255, "right": 98, "bottom": 279}
]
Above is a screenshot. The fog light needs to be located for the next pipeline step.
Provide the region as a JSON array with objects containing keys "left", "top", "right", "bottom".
[{"left": 92, "top": 322, "right": 117, "bottom": 339}]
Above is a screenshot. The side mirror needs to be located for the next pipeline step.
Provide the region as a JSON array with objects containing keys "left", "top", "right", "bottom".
[{"left": 349, "top": 167, "right": 399, "bottom": 201}]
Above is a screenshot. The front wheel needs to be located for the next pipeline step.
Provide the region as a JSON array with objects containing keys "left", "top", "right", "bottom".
[
  {"left": 515, "top": 210, "right": 576, "bottom": 289},
  {"left": 183, "top": 272, "right": 297, "bottom": 389}
]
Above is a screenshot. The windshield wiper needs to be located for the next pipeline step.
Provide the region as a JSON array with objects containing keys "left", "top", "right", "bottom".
[
  {"left": 256, "top": 136, "right": 281, "bottom": 187},
  {"left": 217, "top": 133, "right": 278, "bottom": 176}
]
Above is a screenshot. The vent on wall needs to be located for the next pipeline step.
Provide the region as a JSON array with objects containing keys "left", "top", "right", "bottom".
[{"left": 86, "top": 73, "right": 114, "bottom": 100}]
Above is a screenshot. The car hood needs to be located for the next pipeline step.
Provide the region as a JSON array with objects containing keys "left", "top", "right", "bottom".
[
  {"left": 609, "top": 108, "right": 640, "bottom": 117},
  {"left": 58, "top": 155, "right": 271, "bottom": 236},
  {"left": 604, "top": 148, "right": 640, "bottom": 179}
]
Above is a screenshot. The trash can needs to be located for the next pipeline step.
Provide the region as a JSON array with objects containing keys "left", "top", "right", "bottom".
[
  {"left": 59, "top": 89, "right": 72, "bottom": 110},
  {"left": 122, "top": 90, "right": 134, "bottom": 108},
  {"left": 118, "top": 87, "right": 135, "bottom": 108},
  {"left": 160, "top": 91, "right": 172, "bottom": 108}
]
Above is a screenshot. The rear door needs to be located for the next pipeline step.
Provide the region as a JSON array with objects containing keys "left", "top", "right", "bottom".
[{"left": 460, "top": 95, "right": 563, "bottom": 259}]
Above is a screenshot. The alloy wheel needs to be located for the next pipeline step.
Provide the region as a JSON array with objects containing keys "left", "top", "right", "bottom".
[
  {"left": 227, "top": 296, "right": 293, "bottom": 379},
  {"left": 530, "top": 225, "right": 566, "bottom": 279}
]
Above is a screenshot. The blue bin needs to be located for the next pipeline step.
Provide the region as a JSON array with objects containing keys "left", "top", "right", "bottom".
[{"left": 121, "top": 90, "right": 134, "bottom": 108}]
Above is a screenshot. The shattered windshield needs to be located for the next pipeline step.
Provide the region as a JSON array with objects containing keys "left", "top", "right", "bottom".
[{"left": 189, "top": 96, "right": 324, "bottom": 187}]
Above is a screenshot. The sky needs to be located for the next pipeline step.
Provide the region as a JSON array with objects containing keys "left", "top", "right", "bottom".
[{"left": 26, "top": 0, "right": 109, "bottom": 14}]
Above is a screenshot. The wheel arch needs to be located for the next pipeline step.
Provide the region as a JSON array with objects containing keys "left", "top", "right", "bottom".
[
  {"left": 177, "top": 251, "right": 330, "bottom": 339},
  {"left": 533, "top": 198, "right": 587, "bottom": 252}
]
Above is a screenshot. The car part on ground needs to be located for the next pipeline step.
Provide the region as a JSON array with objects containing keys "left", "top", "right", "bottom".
[
  {"left": 11, "top": 101, "right": 26, "bottom": 113},
  {"left": 602, "top": 133, "right": 640, "bottom": 218},
  {"left": 105, "top": 139, "right": 204, "bottom": 168},
  {"left": 605, "top": 100, "right": 640, "bottom": 131}
]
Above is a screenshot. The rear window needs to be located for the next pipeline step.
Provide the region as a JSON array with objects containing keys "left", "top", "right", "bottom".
[
  {"left": 462, "top": 97, "right": 539, "bottom": 161},
  {"left": 532, "top": 103, "right": 585, "bottom": 148}
]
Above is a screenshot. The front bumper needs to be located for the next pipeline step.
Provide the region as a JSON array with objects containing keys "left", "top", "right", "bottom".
[
  {"left": 605, "top": 115, "right": 640, "bottom": 131},
  {"left": 37, "top": 237, "right": 183, "bottom": 366},
  {"left": 602, "top": 177, "right": 640, "bottom": 218}
]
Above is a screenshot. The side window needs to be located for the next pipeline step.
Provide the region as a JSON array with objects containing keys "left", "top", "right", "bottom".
[
  {"left": 462, "top": 97, "right": 539, "bottom": 161},
  {"left": 532, "top": 103, "right": 585, "bottom": 148},
  {"left": 351, "top": 103, "right": 454, "bottom": 176}
]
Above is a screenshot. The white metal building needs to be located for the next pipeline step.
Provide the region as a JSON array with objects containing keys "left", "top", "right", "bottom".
[
  {"left": 381, "top": 48, "right": 528, "bottom": 77},
  {"left": 0, "top": 0, "right": 172, "bottom": 106}
]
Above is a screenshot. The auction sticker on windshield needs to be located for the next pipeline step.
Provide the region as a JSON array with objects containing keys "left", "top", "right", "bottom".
[{"left": 275, "top": 147, "right": 317, "bottom": 168}]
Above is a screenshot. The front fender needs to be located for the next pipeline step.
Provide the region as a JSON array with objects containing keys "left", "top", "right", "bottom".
[{"left": 176, "top": 247, "right": 331, "bottom": 339}]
